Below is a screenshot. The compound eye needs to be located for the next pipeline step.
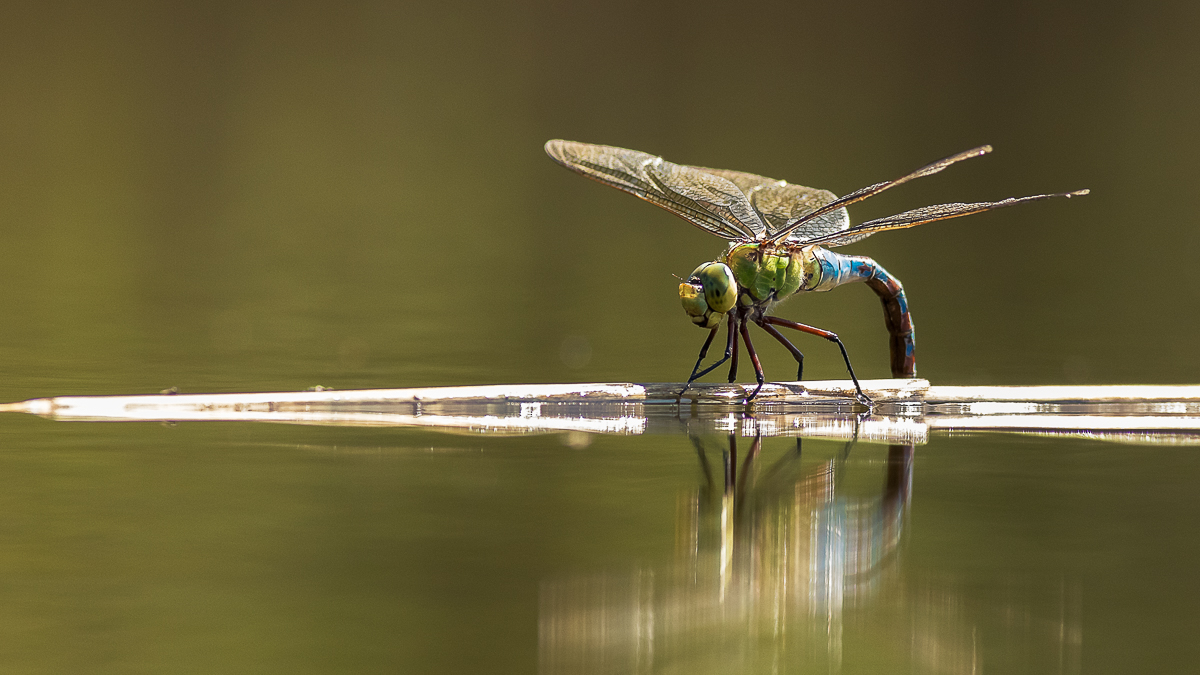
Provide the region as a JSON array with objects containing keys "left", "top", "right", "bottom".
[{"left": 697, "top": 263, "right": 737, "bottom": 314}]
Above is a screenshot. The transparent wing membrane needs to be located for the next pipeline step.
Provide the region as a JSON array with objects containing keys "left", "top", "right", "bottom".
[
  {"left": 545, "top": 140, "right": 765, "bottom": 240},
  {"left": 804, "top": 190, "right": 1091, "bottom": 248},
  {"left": 765, "top": 146, "right": 994, "bottom": 244},
  {"left": 547, "top": 140, "right": 1087, "bottom": 250},
  {"left": 686, "top": 167, "right": 850, "bottom": 240}
]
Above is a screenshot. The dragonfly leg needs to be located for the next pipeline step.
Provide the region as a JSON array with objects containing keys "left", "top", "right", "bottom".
[
  {"left": 757, "top": 321, "right": 805, "bottom": 380},
  {"left": 728, "top": 320, "right": 740, "bottom": 383},
  {"left": 739, "top": 320, "right": 766, "bottom": 400},
  {"left": 761, "top": 316, "right": 871, "bottom": 406},
  {"left": 687, "top": 325, "right": 720, "bottom": 382},
  {"left": 680, "top": 314, "right": 739, "bottom": 399},
  {"left": 807, "top": 250, "right": 915, "bottom": 378}
]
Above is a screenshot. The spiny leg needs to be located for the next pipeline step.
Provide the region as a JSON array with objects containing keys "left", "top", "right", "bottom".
[
  {"left": 687, "top": 325, "right": 719, "bottom": 382},
  {"left": 680, "top": 314, "right": 738, "bottom": 399},
  {"left": 761, "top": 316, "right": 871, "bottom": 406},
  {"left": 758, "top": 321, "right": 805, "bottom": 380},
  {"left": 803, "top": 251, "right": 915, "bottom": 378},
  {"left": 691, "top": 313, "right": 737, "bottom": 382},
  {"left": 727, "top": 318, "right": 740, "bottom": 383},
  {"left": 739, "top": 321, "right": 766, "bottom": 400}
]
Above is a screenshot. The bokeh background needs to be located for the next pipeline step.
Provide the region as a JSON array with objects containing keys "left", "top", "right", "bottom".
[
  {"left": 2, "top": 2, "right": 1200, "bottom": 674},
  {"left": 1, "top": 0, "right": 1197, "bottom": 401}
]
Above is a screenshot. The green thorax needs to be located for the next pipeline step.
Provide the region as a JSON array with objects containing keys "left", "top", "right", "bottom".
[{"left": 722, "top": 243, "right": 821, "bottom": 303}]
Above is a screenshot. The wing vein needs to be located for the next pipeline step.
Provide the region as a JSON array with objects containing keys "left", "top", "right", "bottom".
[
  {"left": 766, "top": 146, "right": 994, "bottom": 244},
  {"left": 804, "top": 190, "right": 1090, "bottom": 247}
]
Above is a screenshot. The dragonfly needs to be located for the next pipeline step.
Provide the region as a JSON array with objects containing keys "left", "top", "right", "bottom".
[{"left": 545, "top": 140, "right": 1088, "bottom": 403}]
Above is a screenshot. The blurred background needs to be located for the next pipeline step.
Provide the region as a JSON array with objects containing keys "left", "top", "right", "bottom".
[
  {"left": 2, "top": 3, "right": 1200, "bottom": 674},
  {"left": 1, "top": 0, "right": 1196, "bottom": 401}
]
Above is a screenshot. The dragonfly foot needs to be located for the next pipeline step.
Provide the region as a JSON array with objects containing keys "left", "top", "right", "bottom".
[{"left": 677, "top": 380, "right": 698, "bottom": 403}]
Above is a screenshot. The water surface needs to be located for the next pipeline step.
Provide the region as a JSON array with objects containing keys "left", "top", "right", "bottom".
[
  {"left": 2, "top": 1, "right": 1199, "bottom": 672},
  {"left": 1, "top": 407, "right": 1198, "bottom": 672}
]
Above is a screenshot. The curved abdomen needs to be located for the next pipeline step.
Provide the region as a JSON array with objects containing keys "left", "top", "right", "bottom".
[{"left": 806, "top": 248, "right": 916, "bottom": 378}]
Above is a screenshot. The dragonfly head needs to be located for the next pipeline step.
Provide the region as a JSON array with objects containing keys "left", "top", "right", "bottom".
[{"left": 679, "top": 262, "right": 737, "bottom": 329}]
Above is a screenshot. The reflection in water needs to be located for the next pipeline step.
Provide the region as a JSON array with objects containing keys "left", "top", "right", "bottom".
[
  {"left": 540, "top": 419, "right": 913, "bottom": 672},
  {"left": 539, "top": 420, "right": 1081, "bottom": 674},
  {"left": 2, "top": 384, "right": 1141, "bottom": 670}
]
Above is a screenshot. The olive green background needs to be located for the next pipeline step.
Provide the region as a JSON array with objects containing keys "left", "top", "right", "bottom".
[
  {"left": 1, "top": 1, "right": 1198, "bottom": 673},
  {"left": 2, "top": 0, "right": 1197, "bottom": 398}
]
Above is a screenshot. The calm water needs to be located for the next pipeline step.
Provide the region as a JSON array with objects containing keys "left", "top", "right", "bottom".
[
  {"left": 1, "top": 414, "right": 1198, "bottom": 673},
  {"left": 2, "top": 1, "right": 1200, "bottom": 672}
]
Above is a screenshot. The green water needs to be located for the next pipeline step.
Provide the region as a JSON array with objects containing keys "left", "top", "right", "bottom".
[
  {"left": 2, "top": 1, "right": 1200, "bottom": 672},
  {"left": 1, "top": 420, "right": 1197, "bottom": 673}
]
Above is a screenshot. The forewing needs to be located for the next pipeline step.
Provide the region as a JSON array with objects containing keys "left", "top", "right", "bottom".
[
  {"left": 764, "top": 145, "right": 994, "bottom": 244},
  {"left": 803, "top": 190, "right": 1090, "bottom": 248},
  {"left": 546, "top": 140, "right": 764, "bottom": 240},
  {"left": 690, "top": 166, "right": 850, "bottom": 241}
]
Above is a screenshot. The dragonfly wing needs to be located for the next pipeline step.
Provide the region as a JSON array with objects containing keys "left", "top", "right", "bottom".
[
  {"left": 804, "top": 190, "right": 1090, "bottom": 248},
  {"left": 761, "top": 185, "right": 849, "bottom": 241},
  {"left": 546, "top": 140, "right": 765, "bottom": 240},
  {"left": 764, "top": 146, "right": 994, "bottom": 244},
  {"left": 689, "top": 166, "right": 850, "bottom": 240},
  {"left": 685, "top": 166, "right": 781, "bottom": 199}
]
